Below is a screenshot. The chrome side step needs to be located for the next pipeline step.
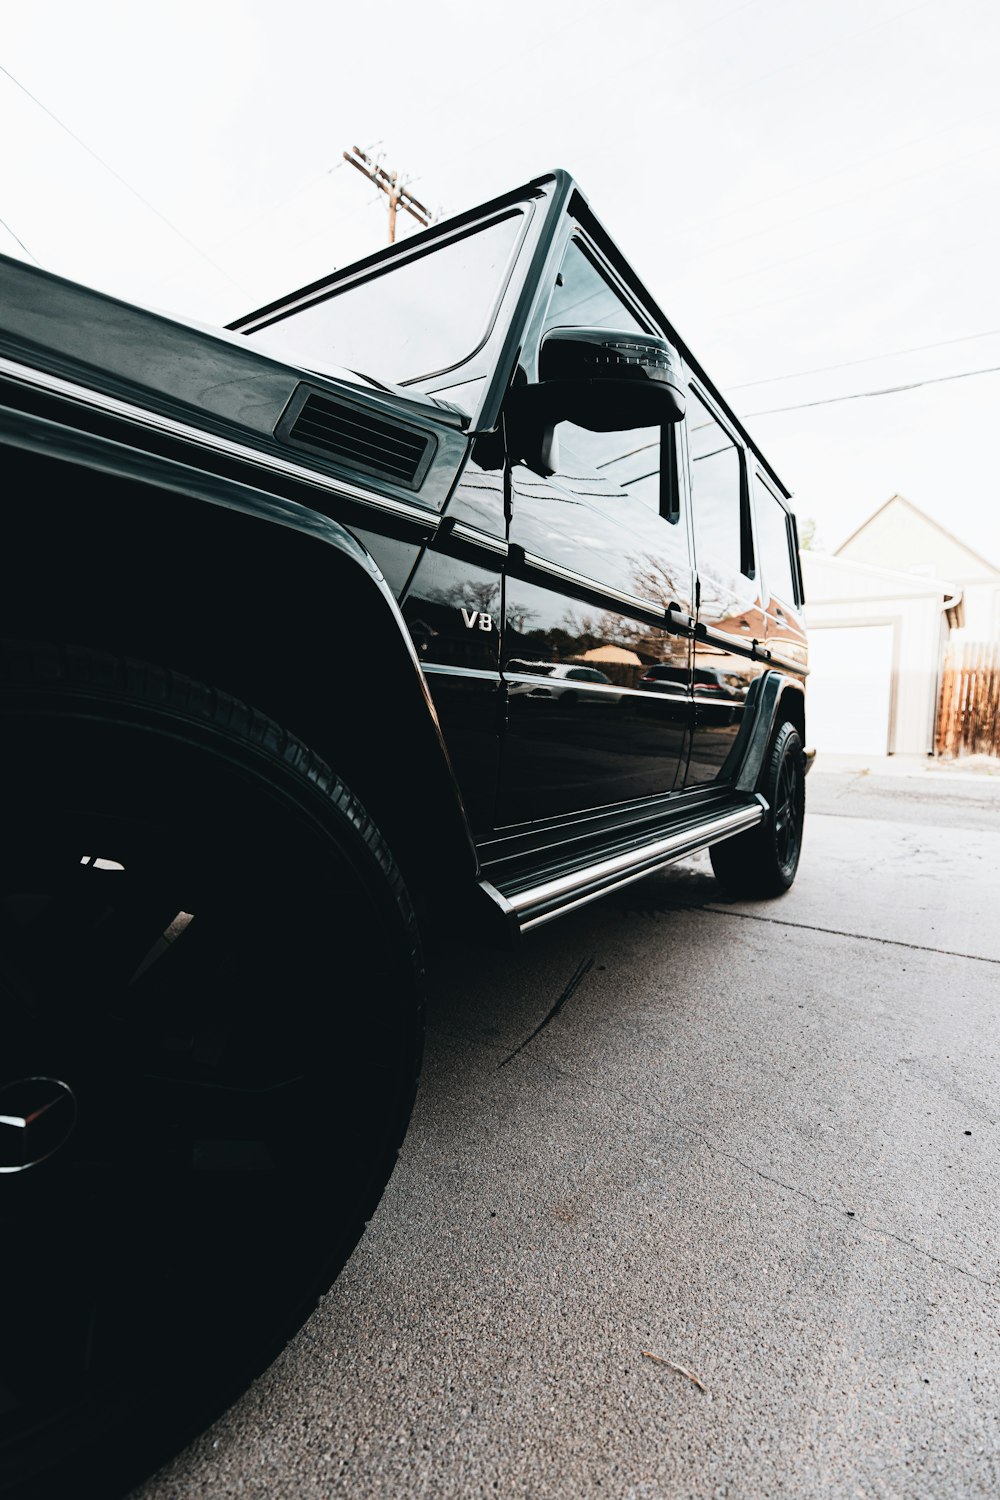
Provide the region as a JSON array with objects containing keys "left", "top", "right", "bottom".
[{"left": 479, "top": 797, "right": 766, "bottom": 937}]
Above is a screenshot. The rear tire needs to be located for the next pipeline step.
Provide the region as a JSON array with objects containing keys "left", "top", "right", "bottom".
[
  {"left": 0, "top": 642, "right": 424, "bottom": 1499},
  {"left": 710, "top": 720, "right": 805, "bottom": 897}
]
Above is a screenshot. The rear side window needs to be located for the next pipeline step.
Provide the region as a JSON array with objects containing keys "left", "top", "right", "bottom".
[
  {"left": 686, "top": 390, "right": 746, "bottom": 586},
  {"left": 754, "top": 476, "right": 798, "bottom": 605}
]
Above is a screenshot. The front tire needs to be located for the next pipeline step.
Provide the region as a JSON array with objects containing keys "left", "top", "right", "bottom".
[
  {"left": 0, "top": 642, "right": 423, "bottom": 1498},
  {"left": 710, "top": 720, "right": 805, "bottom": 897}
]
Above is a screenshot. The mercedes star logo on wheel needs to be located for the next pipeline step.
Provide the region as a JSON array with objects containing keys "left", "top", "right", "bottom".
[{"left": 0, "top": 1078, "right": 77, "bottom": 1172}]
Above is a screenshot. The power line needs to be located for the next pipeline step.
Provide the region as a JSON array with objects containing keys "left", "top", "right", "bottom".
[
  {"left": 0, "top": 61, "right": 246, "bottom": 292},
  {"left": 744, "top": 362, "right": 1000, "bottom": 416},
  {"left": 728, "top": 327, "right": 1000, "bottom": 390},
  {"left": 0, "top": 211, "right": 40, "bottom": 264}
]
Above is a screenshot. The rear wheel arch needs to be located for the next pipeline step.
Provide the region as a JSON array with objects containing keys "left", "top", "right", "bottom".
[{"left": 731, "top": 671, "right": 806, "bottom": 795}]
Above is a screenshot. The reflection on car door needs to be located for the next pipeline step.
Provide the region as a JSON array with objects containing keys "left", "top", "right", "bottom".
[
  {"left": 501, "top": 418, "right": 693, "bottom": 823},
  {"left": 498, "top": 234, "right": 695, "bottom": 825},
  {"left": 683, "top": 386, "right": 768, "bottom": 787}
]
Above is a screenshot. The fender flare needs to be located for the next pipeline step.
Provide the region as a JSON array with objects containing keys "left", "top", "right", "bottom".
[
  {"left": 723, "top": 670, "right": 807, "bottom": 794},
  {"left": 0, "top": 399, "right": 479, "bottom": 906}
]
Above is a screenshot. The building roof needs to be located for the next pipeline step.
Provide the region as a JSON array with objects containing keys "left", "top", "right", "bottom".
[
  {"left": 836, "top": 493, "right": 1000, "bottom": 579},
  {"left": 803, "top": 550, "right": 965, "bottom": 627}
]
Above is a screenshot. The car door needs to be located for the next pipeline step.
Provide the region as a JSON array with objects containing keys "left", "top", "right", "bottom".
[
  {"left": 683, "top": 385, "right": 768, "bottom": 787},
  {"left": 498, "top": 235, "right": 694, "bottom": 826}
]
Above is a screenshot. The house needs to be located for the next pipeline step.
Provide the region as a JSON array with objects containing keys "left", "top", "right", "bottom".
[
  {"left": 835, "top": 493, "right": 1000, "bottom": 641},
  {"left": 802, "top": 552, "right": 963, "bottom": 757},
  {"left": 799, "top": 494, "right": 1000, "bottom": 758}
]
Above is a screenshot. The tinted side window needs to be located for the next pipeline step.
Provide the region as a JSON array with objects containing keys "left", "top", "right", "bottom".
[
  {"left": 543, "top": 238, "right": 682, "bottom": 532},
  {"left": 687, "top": 390, "right": 745, "bottom": 588},
  {"left": 754, "top": 476, "right": 797, "bottom": 605},
  {"left": 557, "top": 423, "right": 665, "bottom": 516}
]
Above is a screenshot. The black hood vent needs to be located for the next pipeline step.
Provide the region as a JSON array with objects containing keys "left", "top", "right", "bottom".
[{"left": 276, "top": 386, "right": 435, "bottom": 490}]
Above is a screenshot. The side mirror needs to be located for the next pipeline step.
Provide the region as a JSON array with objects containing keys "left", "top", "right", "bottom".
[
  {"left": 538, "top": 327, "right": 687, "bottom": 430},
  {"left": 507, "top": 326, "right": 686, "bottom": 475}
]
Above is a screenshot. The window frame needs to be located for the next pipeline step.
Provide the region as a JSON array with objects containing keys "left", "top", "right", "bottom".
[
  {"left": 753, "top": 467, "right": 803, "bottom": 608},
  {"left": 242, "top": 203, "right": 535, "bottom": 414},
  {"left": 541, "top": 232, "right": 684, "bottom": 531},
  {"left": 685, "top": 381, "right": 755, "bottom": 585}
]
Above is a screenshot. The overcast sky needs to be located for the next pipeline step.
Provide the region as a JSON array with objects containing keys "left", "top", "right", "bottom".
[{"left": 3, "top": 0, "right": 999, "bottom": 566}]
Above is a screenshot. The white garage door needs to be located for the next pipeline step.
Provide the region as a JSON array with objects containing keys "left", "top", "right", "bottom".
[{"left": 806, "top": 623, "right": 894, "bottom": 755}]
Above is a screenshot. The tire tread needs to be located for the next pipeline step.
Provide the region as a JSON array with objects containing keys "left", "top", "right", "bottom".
[
  {"left": 0, "top": 637, "right": 425, "bottom": 1500},
  {"left": 710, "top": 720, "right": 805, "bottom": 899}
]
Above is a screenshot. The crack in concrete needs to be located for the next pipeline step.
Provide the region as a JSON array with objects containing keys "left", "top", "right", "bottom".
[
  {"left": 663, "top": 902, "right": 1000, "bottom": 967},
  {"left": 677, "top": 1127, "right": 998, "bottom": 1293},
  {"left": 497, "top": 955, "right": 595, "bottom": 1069},
  {"left": 506, "top": 1050, "right": 999, "bottom": 1295}
]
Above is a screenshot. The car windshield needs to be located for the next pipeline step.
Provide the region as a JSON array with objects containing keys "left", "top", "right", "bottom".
[{"left": 243, "top": 211, "right": 525, "bottom": 395}]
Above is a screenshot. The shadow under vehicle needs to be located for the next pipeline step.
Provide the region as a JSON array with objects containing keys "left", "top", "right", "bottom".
[{"left": 0, "top": 167, "right": 810, "bottom": 1498}]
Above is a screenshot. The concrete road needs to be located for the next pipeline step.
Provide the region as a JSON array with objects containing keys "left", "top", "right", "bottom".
[{"left": 137, "top": 767, "right": 1000, "bottom": 1499}]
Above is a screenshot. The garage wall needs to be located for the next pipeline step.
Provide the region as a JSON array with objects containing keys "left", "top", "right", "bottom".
[
  {"left": 807, "top": 621, "right": 895, "bottom": 754},
  {"left": 802, "top": 554, "right": 958, "bottom": 756}
]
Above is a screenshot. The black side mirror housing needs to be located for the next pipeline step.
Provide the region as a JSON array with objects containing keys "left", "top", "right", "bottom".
[
  {"left": 538, "top": 326, "right": 686, "bottom": 429},
  {"left": 507, "top": 326, "right": 686, "bottom": 474}
]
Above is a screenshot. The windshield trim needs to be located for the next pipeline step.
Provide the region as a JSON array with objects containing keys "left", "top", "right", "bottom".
[
  {"left": 230, "top": 170, "right": 577, "bottom": 436},
  {"left": 238, "top": 206, "right": 532, "bottom": 398}
]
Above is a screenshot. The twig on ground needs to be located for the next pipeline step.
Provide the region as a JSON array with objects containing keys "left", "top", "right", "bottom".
[{"left": 642, "top": 1351, "right": 707, "bottom": 1392}]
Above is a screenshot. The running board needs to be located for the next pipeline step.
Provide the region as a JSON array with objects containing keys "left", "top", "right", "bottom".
[{"left": 478, "top": 796, "right": 767, "bottom": 938}]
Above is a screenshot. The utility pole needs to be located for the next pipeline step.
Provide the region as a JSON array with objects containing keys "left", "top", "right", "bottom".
[{"left": 342, "top": 145, "right": 434, "bottom": 244}]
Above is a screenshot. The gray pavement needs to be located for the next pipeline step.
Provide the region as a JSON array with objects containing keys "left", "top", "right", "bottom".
[{"left": 137, "top": 764, "right": 1000, "bottom": 1499}]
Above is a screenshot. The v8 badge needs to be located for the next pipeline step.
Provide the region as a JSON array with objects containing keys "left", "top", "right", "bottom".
[{"left": 461, "top": 608, "right": 494, "bottom": 632}]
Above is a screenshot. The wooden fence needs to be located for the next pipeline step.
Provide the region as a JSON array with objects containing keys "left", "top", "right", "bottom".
[{"left": 936, "top": 640, "right": 1000, "bottom": 758}]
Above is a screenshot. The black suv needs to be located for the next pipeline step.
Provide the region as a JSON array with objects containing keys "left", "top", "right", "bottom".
[{"left": 0, "top": 169, "right": 809, "bottom": 1497}]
